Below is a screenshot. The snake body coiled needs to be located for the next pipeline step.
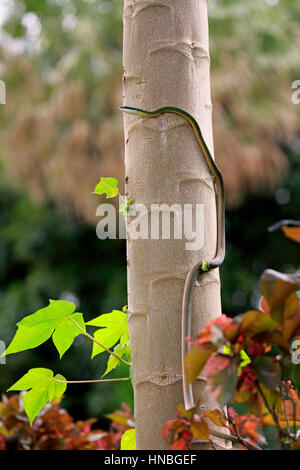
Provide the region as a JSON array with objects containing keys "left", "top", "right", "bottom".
[{"left": 121, "top": 106, "right": 225, "bottom": 410}]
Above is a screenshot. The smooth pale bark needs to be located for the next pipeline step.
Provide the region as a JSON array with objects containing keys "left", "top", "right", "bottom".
[{"left": 122, "top": 0, "right": 230, "bottom": 450}]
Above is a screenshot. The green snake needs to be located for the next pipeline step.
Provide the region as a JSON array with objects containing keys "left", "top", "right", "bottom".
[{"left": 120, "top": 106, "right": 225, "bottom": 410}]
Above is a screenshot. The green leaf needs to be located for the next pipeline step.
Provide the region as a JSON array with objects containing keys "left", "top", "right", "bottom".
[
  {"left": 239, "top": 349, "right": 251, "bottom": 371},
  {"left": 48, "top": 374, "right": 67, "bottom": 401},
  {"left": 18, "top": 300, "right": 76, "bottom": 327},
  {"left": 92, "top": 328, "right": 122, "bottom": 357},
  {"left": 120, "top": 429, "right": 136, "bottom": 450},
  {"left": 86, "top": 310, "right": 129, "bottom": 358},
  {"left": 23, "top": 388, "right": 50, "bottom": 425},
  {"left": 7, "top": 368, "right": 67, "bottom": 425},
  {"left": 224, "top": 345, "right": 251, "bottom": 374},
  {"left": 3, "top": 324, "right": 54, "bottom": 357},
  {"left": 119, "top": 199, "right": 133, "bottom": 217},
  {"left": 103, "top": 342, "right": 131, "bottom": 377},
  {"left": 52, "top": 312, "right": 86, "bottom": 358},
  {"left": 87, "top": 309, "right": 128, "bottom": 328},
  {"left": 4, "top": 300, "right": 85, "bottom": 358},
  {"left": 93, "top": 177, "right": 119, "bottom": 199}
]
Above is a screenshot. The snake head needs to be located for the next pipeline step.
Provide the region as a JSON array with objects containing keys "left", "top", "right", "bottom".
[
  {"left": 201, "top": 261, "right": 210, "bottom": 272},
  {"left": 120, "top": 106, "right": 141, "bottom": 116}
]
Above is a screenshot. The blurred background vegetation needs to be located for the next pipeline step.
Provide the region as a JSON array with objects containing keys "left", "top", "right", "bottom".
[{"left": 0, "top": 0, "right": 299, "bottom": 426}]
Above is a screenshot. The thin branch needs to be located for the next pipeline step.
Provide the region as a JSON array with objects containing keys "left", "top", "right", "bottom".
[
  {"left": 208, "top": 428, "right": 263, "bottom": 451},
  {"left": 54, "top": 377, "right": 131, "bottom": 385},
  {"left": 256, "top": 382, "right": 285, "bottom": 449},
  {"left": 293, "top": 397, "right": 297, "bottom": 441},
  {"left": 281, "top": 385, "right": 291, "bottom": 442},
  {"left": 70, "top": 317, "right": 131, "bottom": 367},
  {"left": 226, "top": 411, "right": 263, "bottom": 451},
  {"left": 282, "top": 382, "right": 297, "bottom": 441}
]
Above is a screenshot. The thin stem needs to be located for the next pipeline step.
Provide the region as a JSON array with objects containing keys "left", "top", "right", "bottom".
[
  {"left": 281, "top": 385, "right": 291, "bottom": 442},
  {"left": 54, "top": 377, "right": 131, "bottom": 385},
  {"left": 210, "top": 429, "right": 262, "bottom": 451},
  {"left": 70, "top": 317, "right": 131, "bottom": 367},
  {"left": 209, "top": 428, "right": 239, "bottom": 443},
  {"left": 292, "top": 397, "right": 297, "bottom": 441},
  {"left": 226, "top": 410, "right": 263, "bottom": 451},
  {"left": 256, "top": 382, "right": 285, "bottom": 449},
  {"left": 282, "top": 382, "right": 297, "bottom": 441}
]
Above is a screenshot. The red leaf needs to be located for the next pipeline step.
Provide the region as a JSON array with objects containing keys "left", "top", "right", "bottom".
[
  {"left": 234, "top": 415, "right": 263, "bottom": 444},
  {"left": 0, "top": 433, "right": 6, "bottom": 450},
  {"left": 197, "top": 315, "right": 233, "bottom": 346},
  {"left": 171, "top": 437, "right": 189, "bottom": 450},
  {"left": 247, "top": 338, "right": 266, "bottom": 358},
  {"left": 161, "top": 418, "right": 187, "bottom": 446}
]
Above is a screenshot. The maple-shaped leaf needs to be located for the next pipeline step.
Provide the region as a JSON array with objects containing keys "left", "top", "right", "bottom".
[
  {"left": 7, "top": 368, "right": 66, "bottom": 425},
  {"left": 3, "top": 300, "right": 86, "bottom": 359},
  {"left": 103, "top": 342, "right": 131, "bottom": 377},
  {"left": 86, "top": 310, "right": 129, "bottom": 358},
  {"left": 93, "top": 177, "right": 119, "bottom": 199}
]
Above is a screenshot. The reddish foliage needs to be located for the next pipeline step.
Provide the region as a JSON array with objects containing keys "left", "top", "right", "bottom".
[
  {"left": 169, "top": 264, "right": 300, "bottom": 450},
  {"left": 161, "top": 417, "right": 193, "bottom": 450},
  {"left": 228, "top": 408, "right": 264, "bottom": 448},
  {"left": 196, "top": 315, "right": 234, "bottom": 345},
  {"left": 161, "top": 404, "right": 211, "bottom": 449},
  {"left": 0, "top": 394, "right": 133, "bottom": 450}
]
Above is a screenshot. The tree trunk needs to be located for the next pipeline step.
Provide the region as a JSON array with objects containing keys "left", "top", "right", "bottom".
[{"left": 123, "top": 0, "right": 229, "bottom": 450}]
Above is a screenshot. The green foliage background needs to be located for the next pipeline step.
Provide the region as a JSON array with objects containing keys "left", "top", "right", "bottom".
[{"left": 0, "top": 0, "right": 299, "bottom": 425}]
